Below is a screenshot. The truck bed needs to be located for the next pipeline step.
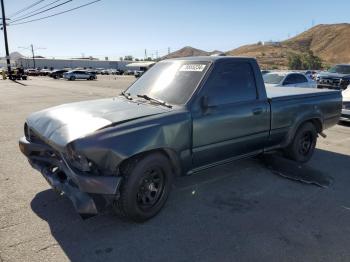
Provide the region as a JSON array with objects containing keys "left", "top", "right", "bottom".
[
  {"left": 266, "top": 86, "right": 340, "bottom": 101},
  {"left": 265, "top": 86, "right": 342, "bottom": 151}
]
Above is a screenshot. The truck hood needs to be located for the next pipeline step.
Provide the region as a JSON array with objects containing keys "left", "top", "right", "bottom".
[
  {"left": 318, "top": 72, "right": 350, "bottom": 78},
  {"left": 26, "top": 97, "right": 169, "bottom": 147}
]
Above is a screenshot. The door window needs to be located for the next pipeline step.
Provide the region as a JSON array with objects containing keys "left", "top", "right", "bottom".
[
  {"left": 202, "top": 62, "right": 257, "bottom": 105},
  {"left": 283, "top": 74, "right": 297, "bottom": 85},
  {"left": 294, "top": 74, "right": 308, "bottom": 83}
]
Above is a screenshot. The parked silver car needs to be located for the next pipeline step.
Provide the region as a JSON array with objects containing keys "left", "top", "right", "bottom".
[
  {"left": 63, "top": 70, "right": 96, "bottom": 81},
  {"left": 263, "top": 71, "right": 316, "bottom": 88}
]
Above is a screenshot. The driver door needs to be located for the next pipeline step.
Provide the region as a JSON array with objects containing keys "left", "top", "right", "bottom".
[{"left": 191, "top": 61, "right": 270, "bottom": 168}]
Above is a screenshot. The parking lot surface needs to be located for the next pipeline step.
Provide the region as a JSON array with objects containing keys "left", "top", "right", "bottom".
[{"left": 1, "top": 76, "right": 350, "bottom": 262}]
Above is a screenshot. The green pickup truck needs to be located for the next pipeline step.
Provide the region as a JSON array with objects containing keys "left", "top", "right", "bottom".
[{"left": 19, "top": 56, "right": 342, "bottom": 222}]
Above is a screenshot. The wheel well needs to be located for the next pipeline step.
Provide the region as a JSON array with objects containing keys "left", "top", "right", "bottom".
[
  {"left": 308, "top": 118, "right": 323, "bottom": 133},
  {"left": 118, "top": 149, "right": 182, "bottom": 177},
  {"left": 284, "top": 118, "right": 323, "bottom": 147}
]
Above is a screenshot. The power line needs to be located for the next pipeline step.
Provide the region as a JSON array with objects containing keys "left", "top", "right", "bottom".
[
  {"left": 9, "top": 0, "right": 46, "bottom": 18},
  {"left": 11, "top": 0, "right": 72, "bottom": 23},
  {"left": 10, "top": 0, "right": 101, "bottom": 26},
  {"left": 14, "top": 0, "right": 64, "bottom": 20}
]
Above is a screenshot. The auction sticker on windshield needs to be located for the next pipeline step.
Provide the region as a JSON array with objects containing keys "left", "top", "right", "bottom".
[{"left": 180, "top": 64, "right": 206, "bottom": 72}]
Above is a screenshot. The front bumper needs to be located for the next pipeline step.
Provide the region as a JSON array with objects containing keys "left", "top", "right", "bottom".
[{"left": 19, "top": 136, "right": 122, "bottom": 217}]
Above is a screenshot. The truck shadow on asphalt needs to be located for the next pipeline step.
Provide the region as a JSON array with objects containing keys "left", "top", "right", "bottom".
[
  {"left": 258, "top": 154, "right": 333, "bottom": 188},
  {"left": 30, "top": 148, "right": 350, "bottom": 261}
]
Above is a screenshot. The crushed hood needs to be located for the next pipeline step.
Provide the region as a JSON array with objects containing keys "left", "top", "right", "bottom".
[{"left": 26, "top": 97, "right": 169, "bottom": 147}]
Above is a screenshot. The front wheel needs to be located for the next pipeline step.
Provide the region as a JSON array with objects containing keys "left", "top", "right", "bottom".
[
  {"left": 284, "top": 122, "right": 317, "bottom": 163},
  {"left": 113, "top": 153, "right": 174, "bottom": 222},
  {"left": 69, "top": 76, "right": 76, "bottom": 81}
]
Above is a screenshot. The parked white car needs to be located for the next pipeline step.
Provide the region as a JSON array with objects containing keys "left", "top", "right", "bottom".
[
  {"left": 263, "top": 72, "right": 316, "bottom": 88},
  {"left": 341, "top": 86, "right": 350, "bottom": 122}
]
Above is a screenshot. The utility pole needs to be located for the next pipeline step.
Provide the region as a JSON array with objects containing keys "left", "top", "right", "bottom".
[
  {"left": 31, "top": 44, "right": 36, "bottom": 68},
  {"left": 1, "top": 0, "right": 12, "bottom": 77},
  {"left": 19, "top": 44, "right": 45, "bottom": 68},
  {"left": 168, "top": 47, "right": 170, "bottom": 55}
]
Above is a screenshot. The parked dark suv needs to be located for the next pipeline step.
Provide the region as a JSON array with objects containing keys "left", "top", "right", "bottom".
[
  {"left": 50, "top": 70, "right": 68, "bottom": 79},
  {"left": 317, "top": 64, "right": 350, "bottom": 90}
]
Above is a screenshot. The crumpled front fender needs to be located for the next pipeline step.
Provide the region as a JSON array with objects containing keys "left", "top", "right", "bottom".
[{"left": 72, "top": 110, "right": 192, "bottom": 174}]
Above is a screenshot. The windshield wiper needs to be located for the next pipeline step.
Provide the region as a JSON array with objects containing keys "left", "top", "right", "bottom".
[
  {"left": 121, "top": 91, "right": 132, "bottom": 100},
  {"left": 137, "top": 94, "right": 172, "bottom": 108}
]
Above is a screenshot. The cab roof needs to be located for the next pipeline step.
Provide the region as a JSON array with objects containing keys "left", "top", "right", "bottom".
[{"left": 164, "top": 56, "right": 256, "bottom": 63}]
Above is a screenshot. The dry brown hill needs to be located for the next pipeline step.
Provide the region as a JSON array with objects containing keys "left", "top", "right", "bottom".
[
  {"left": 161, "top": 46, "right": 223, "bottom": 59},
  {"left": 162, "top": 46, "right": 209, "bottom": 59},
  {"left": 227, "top": 23, "right": 350, "bottom": 68}
]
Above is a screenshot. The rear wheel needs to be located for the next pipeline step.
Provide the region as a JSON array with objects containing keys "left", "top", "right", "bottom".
[
  {"left": 285, "top": 122, "right": 317, "bottom": 163},
  {"left": 113, "top": 153, "right": 174, "bottom": 222}
]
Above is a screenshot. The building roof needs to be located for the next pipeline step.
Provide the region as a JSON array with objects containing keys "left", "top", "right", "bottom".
[{"left": 126, "top": 61, "right": 156, "bottom": 67}]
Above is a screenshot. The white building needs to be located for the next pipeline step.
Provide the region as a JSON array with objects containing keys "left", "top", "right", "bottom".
[
  {"left": 15, "top": 57, "right": 133, "bottom": 70},
  {"left": 262, "top": 41, "right": 281, "bottom": 46},
  {"left": 0, "top": 58, "right": 16, "bottom": 68},
  {"left": 125, "top": 61, "right": 156, "bottom": 71}
]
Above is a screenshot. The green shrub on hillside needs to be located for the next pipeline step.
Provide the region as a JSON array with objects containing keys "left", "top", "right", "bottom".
[{"left": 287, "top": 51, "right": 323, "bottom": 70}]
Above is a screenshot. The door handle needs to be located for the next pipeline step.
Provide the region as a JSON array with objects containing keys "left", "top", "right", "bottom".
[{"left": 252, "top": 107, "right": 263, "bottom": 115}]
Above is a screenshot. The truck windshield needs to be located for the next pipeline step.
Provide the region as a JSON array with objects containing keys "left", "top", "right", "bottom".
[
  {"left": 263, "top": 73, "right": 285, "bottom": 84},
  {"left": 125, "top": 61, "right": 210, "bottom": 105},
  {"left": 328, "top": 65, "right": 350, "bottom": 74}
]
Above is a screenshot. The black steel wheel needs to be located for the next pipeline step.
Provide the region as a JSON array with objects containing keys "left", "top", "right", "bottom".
[
  {"left": 136, "top": 167, "right": 165, "bottom": 211},
  {"left": 113, "top": 153, "right": 174, "bottom": 222},
  {"left": 298, "top": 132, "right": 313, "bottom": 156},
  {"left": 285, "top": 122, "right": 317, "bottom": 163}
]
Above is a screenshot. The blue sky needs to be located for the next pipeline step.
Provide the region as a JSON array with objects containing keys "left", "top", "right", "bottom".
[{"left": 1, "top": 0, "right": 350, "bottom": 59}]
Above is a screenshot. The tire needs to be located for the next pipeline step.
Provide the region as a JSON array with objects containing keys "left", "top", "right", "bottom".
[
  {"left": 113, "top": 153, "right": 174, "bottom": 222},
  {"left": 69, "top": 76, "right": 76, "bottom": 81},
  {"left": 89, "top": 76, "right": 94, "bottom": 80},
  {"left": 285, "top": 122, "right": 317, "bottom": 163}
]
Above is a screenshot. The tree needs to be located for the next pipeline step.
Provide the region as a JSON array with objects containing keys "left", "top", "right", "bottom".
[
  {"left": 124, "top": 55, "right": 133, "bottom": 61},
  {"left": 287, "top": 53, "right": 302, "bottom": 70},
  {"left": 287, "top": 51, "right": 323, "bottom": 70},
  {"left": 302, "top": 51, "right": 322, "bottom": 70}
]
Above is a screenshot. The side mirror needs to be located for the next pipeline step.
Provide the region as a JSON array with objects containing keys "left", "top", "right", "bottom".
[
  {"left": 200, "top": 96, "right": 216, "bottom": 110},
  {"left": 200, "top": 96, "right": 209, "bottom": 109}
]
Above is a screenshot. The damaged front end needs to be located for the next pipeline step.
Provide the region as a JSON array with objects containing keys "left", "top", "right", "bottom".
[{"left": 19, "top": 125, "right": 122, "bottom": 218}]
